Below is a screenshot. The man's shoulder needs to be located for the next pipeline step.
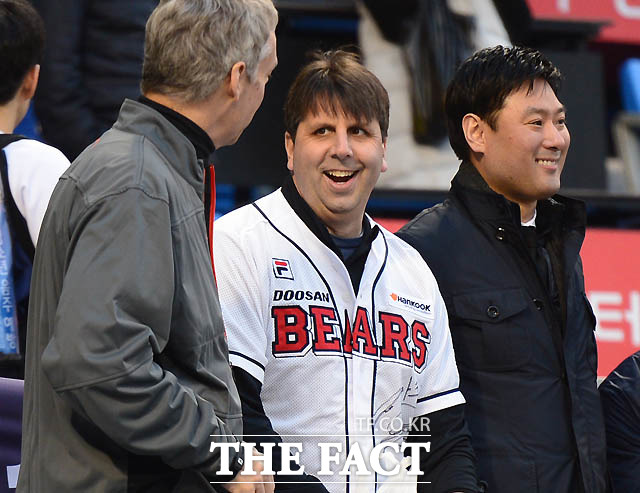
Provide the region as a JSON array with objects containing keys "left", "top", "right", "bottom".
[
  {"left": 4, "top": 138, "right": 70, "bottom": 171},
  {"left": 214, "top": 202, "right": 261, "bottom": 234},
  {"left": 376, "top": 222, "right": 430, "bottom": 260},
  {"left": 67, "top": 126, "right": 177, "bottom": 207},
  {"left": 601, "top": 351, "right": 640, "bottom": 398},
  {"left": 396, "top": 197, "right": 467, "bottom": 246},
  {"left": 377, "top": 226, "right": 442, "bottom": 287},
  {"left": 215, "top": 189, "right": 286, "bottom": 237}
]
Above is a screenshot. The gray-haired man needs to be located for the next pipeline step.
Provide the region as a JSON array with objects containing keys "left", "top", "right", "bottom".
[{"left": 18, "top": 1, "right": 278, "bottom": 492}]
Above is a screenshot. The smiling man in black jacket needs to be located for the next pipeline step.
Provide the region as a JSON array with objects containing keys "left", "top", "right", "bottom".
[{"left": 397, "top": 46, "right": 607, "bottom": 493}]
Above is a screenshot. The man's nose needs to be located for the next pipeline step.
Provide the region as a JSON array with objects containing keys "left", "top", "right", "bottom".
[
  {"left": 544, "top": 122, "right": 567, "bottom": 149},
  {"left": 331, "top": 129, "right": 353, "bottom": 160}
]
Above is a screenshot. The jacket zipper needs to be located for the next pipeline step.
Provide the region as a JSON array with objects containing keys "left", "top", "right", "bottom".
[{"left": 206, "top": 164, "right": 216, "bottom": 281}]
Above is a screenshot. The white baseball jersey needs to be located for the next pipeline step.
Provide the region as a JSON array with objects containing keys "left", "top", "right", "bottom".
[{"left": 213, "top": 188, "right": 464, "bottom": 493}]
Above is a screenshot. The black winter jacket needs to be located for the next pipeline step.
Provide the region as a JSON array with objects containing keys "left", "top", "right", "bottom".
[
  {"left": 600, "top": 351, "right": 640, "bottom": 493},
  {"left": 32, "top": 0, "right": 158, "bottom": 160},
  {"left": 397, "top": 162, "right": 607, "bottom": 493}
]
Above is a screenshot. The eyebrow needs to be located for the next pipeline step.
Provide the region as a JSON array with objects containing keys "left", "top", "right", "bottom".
[
  {"left": 523, "top": 105, "right": 566, "bottom": 117},
  {"left": 306, "top": 111, "right": 371, "bottom": 127}
]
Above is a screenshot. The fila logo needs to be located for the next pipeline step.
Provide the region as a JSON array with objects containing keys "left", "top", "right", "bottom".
[
  {"left": 390, "top": 293, "right": 431, "bottom": 313},
  {"left": 272, "top": 258, "right": 294, "bottom": 280}
]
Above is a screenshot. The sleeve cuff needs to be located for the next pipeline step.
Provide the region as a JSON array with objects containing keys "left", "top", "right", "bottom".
[
  {"left": 415, "top": 388, "right": 465, "bottom": 416},
  {"left": 229, "top": 351, "right": 265, "bottom": 382}
]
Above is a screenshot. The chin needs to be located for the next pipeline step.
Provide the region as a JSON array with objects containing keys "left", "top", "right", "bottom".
[
  {"left": 539, "top": 185, "right": 561, "bottom": 199},
  {"left": 217, "top": 131, "right": 242, "bottom": 149}
]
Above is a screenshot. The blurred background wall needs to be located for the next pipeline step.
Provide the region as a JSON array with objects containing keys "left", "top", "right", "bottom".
[{"left": 14, "top": 0, "right": 640, "bottom": 376}]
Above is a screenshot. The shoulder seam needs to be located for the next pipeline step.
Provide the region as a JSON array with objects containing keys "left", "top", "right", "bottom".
[
  {"left": 84, "top": 184, "right": 169, "bottom": 208},
  {"left": 70, "top": 185, "right": 170, "bottom": 229}
]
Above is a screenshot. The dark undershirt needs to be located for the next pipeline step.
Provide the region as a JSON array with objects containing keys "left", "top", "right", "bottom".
[{"left": 330, "top": 234, "right": 363, "bottom": 261}]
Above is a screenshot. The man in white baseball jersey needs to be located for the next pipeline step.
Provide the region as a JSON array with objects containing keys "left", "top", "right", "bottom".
[{"left": 214, "top": 51, "right": 481, "bottom": 493}]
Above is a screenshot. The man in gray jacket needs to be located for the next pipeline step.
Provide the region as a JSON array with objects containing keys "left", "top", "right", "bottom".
[{"left": 18, "top": 1, "right": 278, "bottom": 492}]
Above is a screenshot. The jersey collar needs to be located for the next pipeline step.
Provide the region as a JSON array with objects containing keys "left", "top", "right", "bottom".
[{"left": 280, "top": 175, "right": 380, "bottom": 293}]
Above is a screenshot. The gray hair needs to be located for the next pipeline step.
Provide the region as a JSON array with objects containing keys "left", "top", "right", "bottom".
[{"left": 141, "top": 0, "right": 277, "bottom": 102}]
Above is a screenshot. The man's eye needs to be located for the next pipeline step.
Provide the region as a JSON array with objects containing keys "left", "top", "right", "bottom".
[
  {"left": 350, "top": 127, "right": 365, "bottom": 135},
  {"left": 314, "top": 128, "right": 328, "bottom": 135},
  {"left": 529, "top": 120, "right": 543, "bottom": 126},
  {"left": 557, "top": 118, "right": 567, "bottom": 126}
]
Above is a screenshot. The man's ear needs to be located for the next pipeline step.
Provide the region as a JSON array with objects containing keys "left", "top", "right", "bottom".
[
  {"left": 19, "top": 65, "right": 40, "bottom": 101},
  {"left": 380, "top": 137, "right": 388, "bottom": 173},
  {"left": 285, "top": 131, "right": 295, "bottom": 172},
  {"left": 462, "top": 113, "right": 486, "bottom": 154},
  {"left": 227, "top": 61, "right": 246, "bottom": 101}
]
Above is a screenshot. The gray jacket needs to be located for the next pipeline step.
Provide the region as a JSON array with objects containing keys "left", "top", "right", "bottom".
[{"left": 18, "top": 99, "right": 242, "bottom": 492}]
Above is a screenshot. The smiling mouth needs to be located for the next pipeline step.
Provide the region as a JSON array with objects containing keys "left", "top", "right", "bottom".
[
  {"left": 325, "top": 170, "right": 357, "bottom": 183},
  {"left": 536, "top": 159, "right": 558, "bottom": 166}
]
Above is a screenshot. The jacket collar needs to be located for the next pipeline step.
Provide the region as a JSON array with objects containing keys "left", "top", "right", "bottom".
[
  {"left": 138, "top": 96, "right": 215, "bottom": 162},
  {"left": 450, "top": 160, "right": 586, "bottom": 236},
  {"left": 113, "top": 99, "right": 207, "bottom": 197}
]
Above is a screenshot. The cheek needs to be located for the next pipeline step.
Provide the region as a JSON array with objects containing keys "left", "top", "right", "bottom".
[
  {"left": 252, "top": 91, "right": 263, "bottom": 114},
  {"left": 247, "top": 84, "right": 265, "bottom": 115},
  {"left": 361, "top": 144, "right": 386, "bottom": 168}
]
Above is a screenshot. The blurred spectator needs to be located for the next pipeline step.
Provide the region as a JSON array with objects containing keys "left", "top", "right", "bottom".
[
  {"left": 600, "top": 351, "right": 640, "bottom": 493},
  {"left": 31, "top": 0, "right": 158, "bottom": 161},
  {"left": 358, "top": 0, "right": 510, "bottom": 189},
  {"left": 0, "top": 0, "right": 69, "bottom": 379}
]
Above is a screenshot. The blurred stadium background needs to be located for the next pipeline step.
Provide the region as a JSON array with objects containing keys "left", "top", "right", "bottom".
[{"left": 15, "top": 0, "right": 640, "bottom": 378}]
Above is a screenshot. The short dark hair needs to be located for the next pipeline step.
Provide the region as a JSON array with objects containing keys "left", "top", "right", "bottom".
[
  {"left": 284, "top": 50, "right": 389, "bottom": 140},
  {"left": 445, "top": 45, "right": 563, "bottom": 162},
  {"left": 0, "top": 0, "right": 45, "bottom": 105}
]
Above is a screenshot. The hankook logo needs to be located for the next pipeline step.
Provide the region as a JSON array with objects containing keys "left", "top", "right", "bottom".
[{"left": 390, "top": 293, "right": 431, "bottom": 313}]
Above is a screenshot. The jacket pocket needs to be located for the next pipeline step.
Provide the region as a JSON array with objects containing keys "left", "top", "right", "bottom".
[{"left": 450, "top": 287, "right": 531, "bottom": 371}]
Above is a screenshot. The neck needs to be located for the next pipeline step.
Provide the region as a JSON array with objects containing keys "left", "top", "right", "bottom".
[
  {"left": 144, "top": 90, "right": 229, "bottom": 147},
  {"left": 325, "top": 214, "right": 364, "bottom": 239},
  {"left": 0, "top": 100, "right": 24, "bottom": 133},
  {"left": 519, "top": 202, "right": 537, "bottom": 223},
  {"left": 468, "top": 158, "right": 538, "bottom": 223}
]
